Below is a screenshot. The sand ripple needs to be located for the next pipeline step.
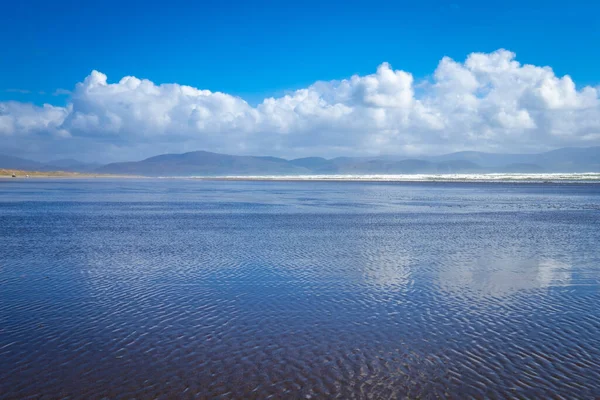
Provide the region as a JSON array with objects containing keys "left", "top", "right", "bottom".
[{"left": 1, "top": 180, "right": 599, "bottom": 398}]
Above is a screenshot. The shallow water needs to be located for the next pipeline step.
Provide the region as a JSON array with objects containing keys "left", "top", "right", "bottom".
[{"left": 1, "top": 179, "right": 599, "bottom": 399}]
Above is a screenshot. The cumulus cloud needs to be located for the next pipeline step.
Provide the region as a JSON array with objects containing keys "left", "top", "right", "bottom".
[
  {"left": 0, "top": 102, "right": 69, "bottom": 137},
  {"left": 1, "top": 49, "right": 599, "bottom": 161}
]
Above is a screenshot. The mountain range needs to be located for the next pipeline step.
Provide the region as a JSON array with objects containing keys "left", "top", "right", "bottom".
[
  {"left": 0, "top": 155, "right": 101, "bottom": 173},
  {"left": 1, "top": 147, "right": 599, "bottom": 176}
]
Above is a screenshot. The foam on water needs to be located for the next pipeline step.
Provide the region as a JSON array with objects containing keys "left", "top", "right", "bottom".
[{"left": 182, "top": 172, "right": 600, "bottom": 182}]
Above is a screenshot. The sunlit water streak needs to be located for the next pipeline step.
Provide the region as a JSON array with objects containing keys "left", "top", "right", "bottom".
[{"left": 1, "top": 179, "right": 599, "bottom": 398}]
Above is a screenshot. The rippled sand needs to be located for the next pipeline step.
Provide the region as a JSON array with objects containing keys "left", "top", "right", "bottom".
[{"left": 1, "top": 180, "right": 599, "bottom": 398}]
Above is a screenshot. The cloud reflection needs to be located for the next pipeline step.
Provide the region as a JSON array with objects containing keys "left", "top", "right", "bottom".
[{"left": 438, "top": 254, "right": 572, "bottom": 297}]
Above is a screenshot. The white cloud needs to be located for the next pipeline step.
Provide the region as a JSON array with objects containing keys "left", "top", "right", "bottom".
[
  {"left": 0, "top": 102, "right": 68, "bottom": 137},
  {"left": 1, "top": 49, "right": 599, "bottom": 161}
]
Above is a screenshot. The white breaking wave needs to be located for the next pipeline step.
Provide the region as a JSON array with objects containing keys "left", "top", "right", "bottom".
[{"left": 187, "top": 173, "right": 600, "bottom": 182}]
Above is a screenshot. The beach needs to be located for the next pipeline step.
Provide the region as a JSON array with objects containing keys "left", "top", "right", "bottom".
[{"left": 1, "top": 179, "right": 599, "bottom": 398}]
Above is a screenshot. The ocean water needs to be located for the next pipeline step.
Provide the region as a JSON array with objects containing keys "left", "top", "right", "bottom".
[{"left": 1, "top": 179, "right": 599, "bottom": 399}]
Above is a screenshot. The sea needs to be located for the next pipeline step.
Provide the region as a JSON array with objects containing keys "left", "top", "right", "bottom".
[{"left": 1, "top": 178, "right": 599, "bottom": 398}]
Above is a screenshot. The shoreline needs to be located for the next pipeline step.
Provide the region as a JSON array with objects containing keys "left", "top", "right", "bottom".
[
  {"left": 0, "top": 169, "right": 143, "bottom": 179},
  {"left": 0, "top": 175, "right": 143, "bottom": 179},
  {"left": 3, "top": 171, "right": 600, "bottom": 183},
  {"left": 186, "top": 173, "right": 600, "bottom": 183}
]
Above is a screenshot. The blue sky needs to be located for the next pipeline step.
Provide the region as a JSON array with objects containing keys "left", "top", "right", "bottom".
[
  {"left": 1, "top": 0, "right": 599, "bottom": 162},
  {"left": 2, "top": 0, "right": 598, "bottom": 105}
]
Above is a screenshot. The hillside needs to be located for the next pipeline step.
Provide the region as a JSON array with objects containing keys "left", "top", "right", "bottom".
[{"left": 5, "top": 146, "right": 599, "bottom": 177}]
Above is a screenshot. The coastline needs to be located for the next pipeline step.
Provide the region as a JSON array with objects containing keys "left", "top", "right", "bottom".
[
  {"left": 0, "top": 169, "right": 142, "bottom": 179},
  {"left": 186, "top": 173, "right": 600, "bottom": 183},
  {"left": 3, "top": 170, "right": 600, "bottom": 183}
]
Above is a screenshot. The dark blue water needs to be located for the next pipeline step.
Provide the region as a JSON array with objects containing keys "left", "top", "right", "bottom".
[{"left": 1, "top": 179, "right": 599, "bottom": 399}]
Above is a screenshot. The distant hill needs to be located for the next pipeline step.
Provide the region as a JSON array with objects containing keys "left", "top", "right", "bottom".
[
  {"left": 97, "top": 151, "right": 311, "bottom": 176},
  {"left": 97, "top": 152, "right": 492, "bottom": 176},
  {"left": 95, "top": 146, "right": 600, "bottom": 176},
  {"left": 436, "top": 160, "right": 483, "bottom": 173},
  {"left": 289, "top": 157, "right": 333, "bottom": 171},
  {"left": 6, "top": 146, "right": 600, "bottom": 176},
  {"left": 426, "top": 147, "right": 600, "bottom": 172},
  {"left": 47, "top": 159, "right": 102, "bottom": 172},
  {"left": 0, "top": 155, "right": 106, "bottom": 173},
  {"left": 426, "top": 151, "right": 529, "bottom": 167},
  {"left": 0, "top": 155, "right": 49, "bottom": 171},
  {"left": 531, "top": 147, "right": 600, "bottom": 172},
  {"left": 501, "top": 163, "right": 545, "bottom": 173}
]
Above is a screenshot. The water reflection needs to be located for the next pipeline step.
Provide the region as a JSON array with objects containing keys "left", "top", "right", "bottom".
[
  {"left": 361, "top": 254, "right": 412, "bottom": 290},
  {"left": 438, "top": 253, "right": 573, "bottom": 297},
  {"left": 1, "top": 180, "right": 600, "bottom": 399}
]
